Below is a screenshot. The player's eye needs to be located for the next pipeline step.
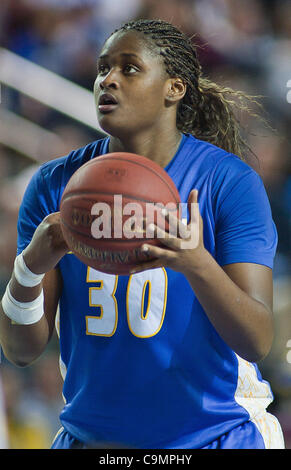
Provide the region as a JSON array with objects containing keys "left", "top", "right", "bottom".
[
  {"left": 97, "top": 64, "right": 109, "bottom": 75},
  {"left": 123, "top": 64, "right": 138, "bottom": 74}
]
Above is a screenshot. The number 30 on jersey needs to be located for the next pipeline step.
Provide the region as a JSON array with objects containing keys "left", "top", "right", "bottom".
[{"left": 85, "top": 267, "right": 168, "bottom": 338}]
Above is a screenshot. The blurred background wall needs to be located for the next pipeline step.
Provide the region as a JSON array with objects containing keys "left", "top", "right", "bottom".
[{"left": 0, "top": 0, "right": 290, "bottom": 449}]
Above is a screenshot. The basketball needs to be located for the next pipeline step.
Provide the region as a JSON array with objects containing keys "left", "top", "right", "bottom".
[{"left": 60, "top": 152, "right": 181, "bottom": 274}]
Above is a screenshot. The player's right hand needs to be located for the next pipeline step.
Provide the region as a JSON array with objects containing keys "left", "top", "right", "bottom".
[{"left": 21, "top": 212, "right": 68, "bottom": 274}]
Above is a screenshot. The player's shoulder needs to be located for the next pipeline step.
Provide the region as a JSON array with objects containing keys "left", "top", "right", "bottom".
[
  {"left": 187, "top": 134, "right": 261, "bottom": 185},
  {"left": 185, "top": 133, "right": 254, "bottom": 172},
  {"left": 38, "top": 138, "right": 109, "bottom": 183}
]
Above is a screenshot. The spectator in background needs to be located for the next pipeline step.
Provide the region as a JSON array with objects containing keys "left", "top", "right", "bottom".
[{"left": 249, "top": 128, "right": 291, "bottom": 277}]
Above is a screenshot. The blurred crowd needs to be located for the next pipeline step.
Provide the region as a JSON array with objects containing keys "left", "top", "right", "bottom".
[{"left": 0, "top": 0, "right": 290, "bottom": 449}]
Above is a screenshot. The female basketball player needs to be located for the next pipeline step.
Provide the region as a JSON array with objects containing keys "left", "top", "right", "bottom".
[{"left": 0, "top": 19, "right": 285, "bottom": 449}]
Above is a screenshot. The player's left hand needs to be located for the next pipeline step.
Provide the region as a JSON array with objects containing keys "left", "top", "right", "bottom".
[{"left": 130, "top": 190, "right": 207, "bottom": 275}]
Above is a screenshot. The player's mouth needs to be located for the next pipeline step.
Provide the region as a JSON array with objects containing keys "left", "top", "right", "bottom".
[{"left": 98, "top": 93, "right": 119, "bottom": 113}]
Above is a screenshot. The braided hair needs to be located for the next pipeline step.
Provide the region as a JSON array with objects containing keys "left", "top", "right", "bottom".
[{"left": 111, "top": 19, "right": 264, "bottom": 161}]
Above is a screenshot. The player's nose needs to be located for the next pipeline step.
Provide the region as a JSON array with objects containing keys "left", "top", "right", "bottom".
[{"left": 100, "top": 70, "right": 120, "bottom": 90}]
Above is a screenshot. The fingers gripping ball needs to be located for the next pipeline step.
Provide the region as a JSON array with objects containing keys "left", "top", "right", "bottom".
[{"left": 60, "top": 152, "right": 181, "bottom": 275}]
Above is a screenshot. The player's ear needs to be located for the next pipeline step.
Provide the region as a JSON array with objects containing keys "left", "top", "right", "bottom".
[{"left": 165, "top": 78, "right": 187, "bottom": 105}]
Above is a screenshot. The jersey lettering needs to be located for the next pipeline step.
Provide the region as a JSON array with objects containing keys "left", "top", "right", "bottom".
[
  {"left": 127, "top": 269, "right": 167, "bottom": 338},
  {"left": 85, "top": 270, "right": 118, "bottom": 336},
  {"left": 85, "top": 267, "right": 167, "bottom": 337}
]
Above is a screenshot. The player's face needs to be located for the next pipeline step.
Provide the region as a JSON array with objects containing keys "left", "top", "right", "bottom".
[{"left": 94, "top": 31, "right": 169, "bottom": 138}]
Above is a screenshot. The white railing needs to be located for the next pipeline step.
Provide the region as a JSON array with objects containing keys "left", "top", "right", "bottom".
[
  {"left": 0, "top": 48, "right": 104, "bottom": 160},
  {"left": 0, "top": 108, "right": 63, "bottom": 162}
]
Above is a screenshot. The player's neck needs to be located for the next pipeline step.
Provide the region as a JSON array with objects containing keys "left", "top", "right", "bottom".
[{"left": 108, "top": 128, "right": 183, "bottom": 168}]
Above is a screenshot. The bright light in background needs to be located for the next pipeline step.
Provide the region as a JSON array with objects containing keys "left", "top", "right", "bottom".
[
  {"left": 286, "top": 339, "right": 291, "bottom": 364},
  {"left": 287, "top": 80, "right": 291, "bottom": 104}
]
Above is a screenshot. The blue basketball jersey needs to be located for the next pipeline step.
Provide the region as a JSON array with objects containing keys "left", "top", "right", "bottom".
[{"left": 17, "top": 134, "right": 279, "bottom": 448}]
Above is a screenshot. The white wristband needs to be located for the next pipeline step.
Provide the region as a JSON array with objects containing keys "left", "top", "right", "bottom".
[
  {"left": 1, "top": 283, "right": 44, "bottom": 325},
  {"left": 14, "top": 253, "right": 45, "bottom": 288}
]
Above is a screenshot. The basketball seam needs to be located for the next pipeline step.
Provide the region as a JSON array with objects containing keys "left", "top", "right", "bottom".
[
  {"left": 61, "top": 190, "right": 180, "bottom": 207},
  {"left": 69, "top": 155, "right": 180, "bottom": 203},
  {"left": 60, "top": 218, "right": 160, "bottom": 243}
]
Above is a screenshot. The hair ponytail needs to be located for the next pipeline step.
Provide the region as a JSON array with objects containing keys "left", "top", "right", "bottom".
[{"left": 177, "top": 76, "right": 263, "bottom": 160}]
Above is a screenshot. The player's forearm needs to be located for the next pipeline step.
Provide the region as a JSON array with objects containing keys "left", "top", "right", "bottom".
[
  {"left": 184, "top": 250, "right": 274, "bottom": 363},
  {"left": 0, "top": 214, "right": 67, "bottom": 366},
  {"left": 0, "top": 305, "right": 50, "bottom": 367},
  {"left": 0, "top": 275, "right": 51, "bottom": 366}
]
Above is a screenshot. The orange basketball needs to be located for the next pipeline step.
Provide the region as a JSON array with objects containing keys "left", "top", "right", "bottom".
[{"left": 60, "top": 152, "right": 181, "bottom": 275}]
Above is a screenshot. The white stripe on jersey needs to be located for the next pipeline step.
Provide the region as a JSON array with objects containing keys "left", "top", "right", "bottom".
[{"left": 234, "top": 355, "right": 284, "bottom": 448}]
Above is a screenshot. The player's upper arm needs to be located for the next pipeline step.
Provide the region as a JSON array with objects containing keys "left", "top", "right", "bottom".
[
  {"left": 212, "top": 157, "right": 278, "bottom": 269},
  {"left": 222, "top": 262, "right": 273, "bottom": 314},
  {"left": 17, "top": 166, "right": 53, "bottom": 255}
]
